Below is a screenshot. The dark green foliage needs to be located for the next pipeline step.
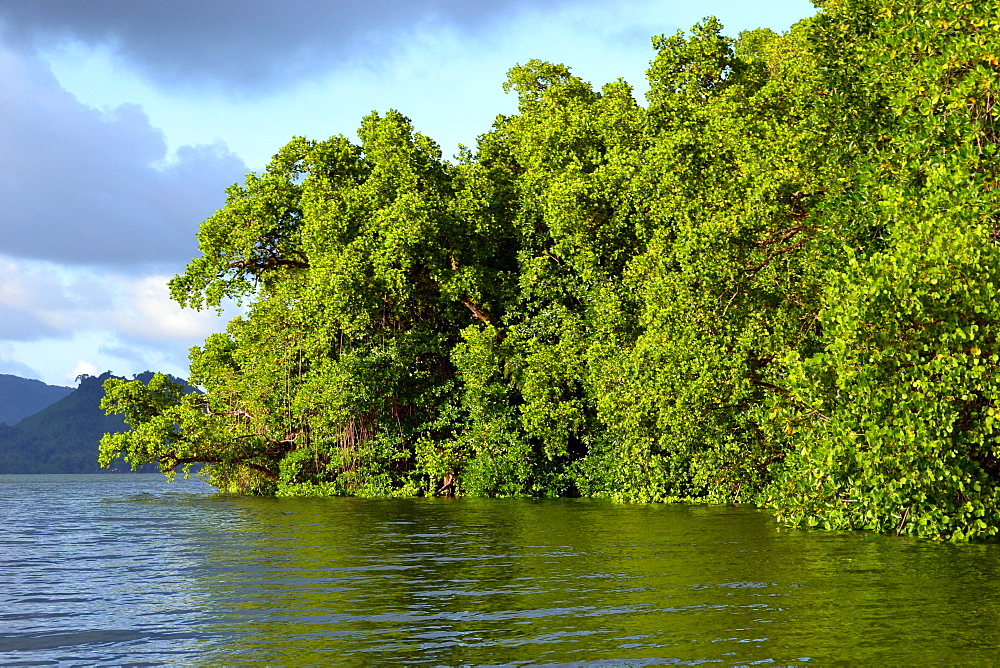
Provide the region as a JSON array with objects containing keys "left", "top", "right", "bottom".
[{"left": 101, "top": 0, "right": 1000, "bottom": 540}]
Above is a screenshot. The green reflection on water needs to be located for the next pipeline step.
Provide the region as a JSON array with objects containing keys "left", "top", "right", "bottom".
[{"left": 180, "top": 498, "right": 1000, "bottom": 664}]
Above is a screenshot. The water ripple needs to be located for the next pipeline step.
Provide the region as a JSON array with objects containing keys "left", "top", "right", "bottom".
[{"left": 4, "top": 475, "right": 1000, "bottom": 664}]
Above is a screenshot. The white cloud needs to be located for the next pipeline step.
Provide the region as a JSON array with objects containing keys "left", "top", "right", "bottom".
[
  {"left": 0, "top": 255, "right": 235, "bottom": 385},
  {"left": 0, "top": 257, "right": 68, "bottom": 311},
  {"left": 118, "top": 275, "right": 230, "bottom": 341},
  {"left": 0, "top": 257, "right": 228, "bottom": 342},
  {"left": 68, "top": 359, "right": 99, "bottom": 382}
]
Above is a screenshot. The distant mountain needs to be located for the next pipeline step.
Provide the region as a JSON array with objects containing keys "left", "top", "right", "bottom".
[
  {"left": 0, "top": 374, "right": 73, "bottom": 426},
  {"left": 0, "top": 371, "right": 182, "bottom": 474}
]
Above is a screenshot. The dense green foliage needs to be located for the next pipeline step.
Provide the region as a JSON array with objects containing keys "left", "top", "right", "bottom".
[{"left": 101, "top": 0, "right": 1000, "bottom": 540}]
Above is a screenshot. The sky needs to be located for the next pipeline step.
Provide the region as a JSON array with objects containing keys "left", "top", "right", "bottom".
[{"left": 0, "top": 0, "right": 814, "bottom": 388}]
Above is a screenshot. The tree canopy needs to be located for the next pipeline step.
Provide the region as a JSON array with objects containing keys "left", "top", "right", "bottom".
[{"left": 102, "top": 0, "right": 1000, "bottom": 540}]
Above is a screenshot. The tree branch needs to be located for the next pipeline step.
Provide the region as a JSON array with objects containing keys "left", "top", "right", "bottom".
[
  {"left": 161, "top": 454, "right": 280, "bottom": 481},
  {"left": 748, "top": 377, "right": 790, "bottom": 397},
  {"left": 460, "top": 297, "right": 493, "bottom": 325},
  {"left": 746, "top": 234, "right": 812, "bottom": 277}
]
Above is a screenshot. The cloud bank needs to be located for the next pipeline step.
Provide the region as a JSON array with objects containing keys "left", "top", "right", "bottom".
[
  {"left": 0, "top": 256, "right": 234, "bottom": 383},
  {"left": 0, "top": 0, "right": 572, "bottom": 91},
  {"left": 0, "top": 47, "right": 247, "bottom": 268}
]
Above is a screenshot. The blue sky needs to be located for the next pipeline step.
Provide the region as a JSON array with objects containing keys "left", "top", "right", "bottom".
[{"left": 0, "top": 0, "right": 813, "bottom": 387}]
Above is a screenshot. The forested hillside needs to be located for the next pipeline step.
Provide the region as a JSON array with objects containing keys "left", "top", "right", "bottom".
[
  {"left": 0, "top": 374, "right": 72, "bottom": 426},
  {"left": 0, "top": 372, "right": 129, "bottom": 473},
  {"left": 0, "top": 372, "right": 167, "bottom": 473},
  {"left": 101, "top": 0, "right": 1000, "bottom": 540}
]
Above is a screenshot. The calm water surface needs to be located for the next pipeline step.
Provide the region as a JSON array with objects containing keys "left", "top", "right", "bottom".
[{"left": 2, "top": 474, "right": 999, "bottom": 665}]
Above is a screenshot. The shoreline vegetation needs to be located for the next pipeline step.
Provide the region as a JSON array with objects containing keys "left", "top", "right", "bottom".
[{"left": 100, "top": 0, "right": 1000, "bottom": 541}]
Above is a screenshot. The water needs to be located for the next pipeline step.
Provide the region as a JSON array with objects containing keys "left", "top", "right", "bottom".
[{"left": 2, "top": 475, "right": 999, "bottom": 665}]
